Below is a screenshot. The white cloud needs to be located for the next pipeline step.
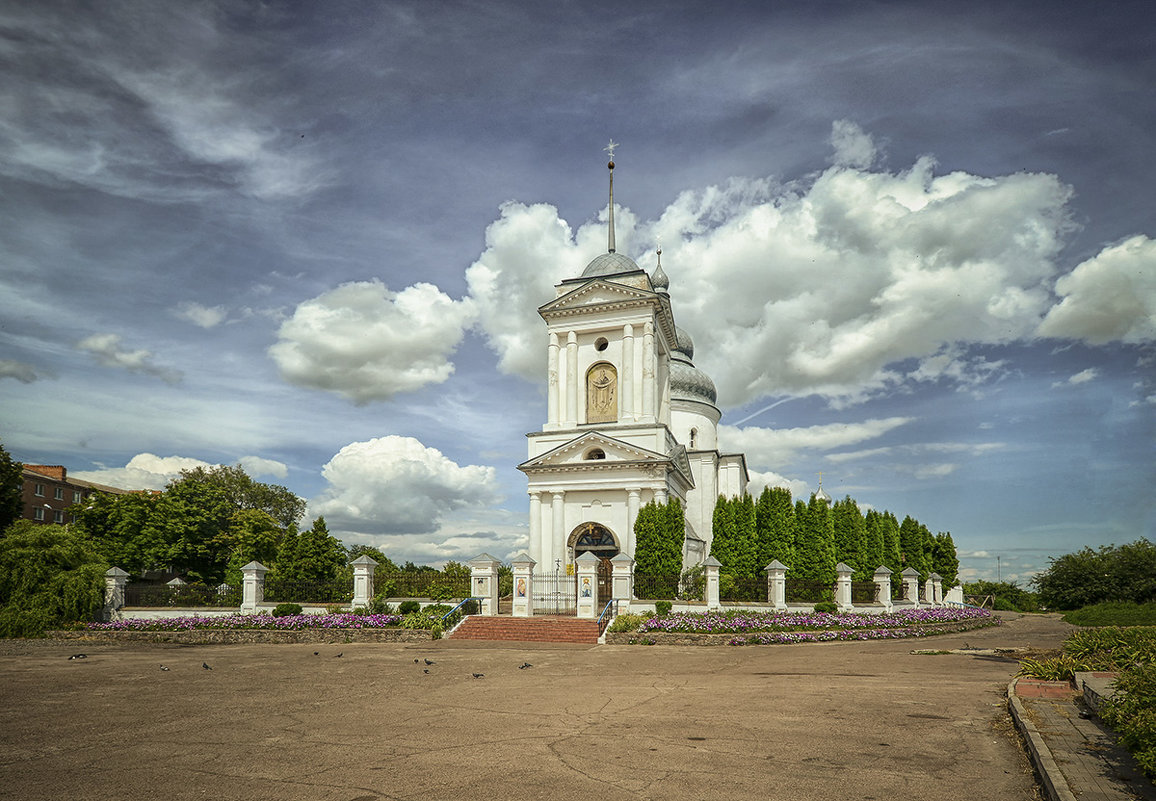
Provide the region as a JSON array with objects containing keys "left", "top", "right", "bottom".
[
  {"left": 1052, "top": 367, "right": 1098, "bottom": 388},
  {"left": 269, "top": 280, "right": 475, "bottom": 404},
  {"left": 71, "top": 453, "right": 213, "bottom": 491},
  {"left": 173, "top": 302, "right": 227, "bottom": 328},
  {"left": 467, "top": 122, "right": 1076, "bottom": 406},
  {"left": 309, "top": 436, "right": 500, "bottom": 538},
  {"left": 238, "top": 455, "right": 288, "bottom": 480},
  {"left": 0, "top": 359, "right": 46, "bottom": 383},
  {"left": 829, "top": 119, "right": 878, "bottom": 169},
  {"left": 719, "top": 416, "right": 913, "bottom": 468},
  {"left": 745, "top": 469, "right": 810, "bottom": 500},
  {"left": 1039, "top": 235, "right": 1156, "bottom": 344},
  {"left": 77, "top": 333, "right": 182, "bottom": 384}
]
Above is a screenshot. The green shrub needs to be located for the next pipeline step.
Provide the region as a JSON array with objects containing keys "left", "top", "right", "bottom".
[
  {"left": 0, "top": 523, "right": 108, "bottom": 637},
  {"left": 607, "top": 613, "right": 645, "bottom": 633},
  {"left": 398, "top": 599, "right": 421, "bottom": 614},
  {"left": 1064, "top": 602, "right": 1156, "bottom": 627},
  {"left": 813, "top": 601, "right": 838, "bottom": 613},
  {"left": 993, "top": 597, "right": 1018, "bottom": 612},
  {"left": 654, "top": 600, "right": 673, "bottom": 616},
  {"left": 272, "top": 603, "right": 303, "bottom": 617},
  {"left": 369, "top": 593, "right": 394, "bottom": 615},
  {"left": 1016, "top": 654, "right": 1087, "bottom": 681},
  {"left": 1102, "top": 662, "right": 1156, "bottom": 779}
]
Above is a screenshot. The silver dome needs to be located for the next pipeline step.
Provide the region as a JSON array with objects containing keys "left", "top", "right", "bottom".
[
  {"left": 673, "top": 326, "right": 694, "bottom": 360},
  {"left": 581, "top": 251, "right": 642, "bottom": 278},
  {"left": 670, "top": 355, "right": 717, "bottom": 405}
]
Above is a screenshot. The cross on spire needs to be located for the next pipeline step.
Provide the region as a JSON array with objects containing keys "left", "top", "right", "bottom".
[{"left": 604, "top": 139, "right": 618, "bottom": 161}]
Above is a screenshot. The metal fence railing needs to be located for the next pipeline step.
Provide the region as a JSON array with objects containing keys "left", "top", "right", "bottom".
[
  {"left": 784, "top": 579, "right": 834, "bottom": 604},
  {"left": 532, "top": 572, "right": 576, "bottom": 615},
  {"left": 372, "top": 572, "right": 471, "bottom": 600},
  {"left": 851, "top": 581, "right": 879, "bottom": 604},
  {"left": 632, "top": 573, "right": 682, "bottom": 601},
  {"left": 264, "top": 580, "right": 351, "bottom": 604},
  {"left": 125, "top": 583, "right": 240, "bottom": 608},
  {"left": 720, "top": 575, "right": 766, "bottom": 603}
]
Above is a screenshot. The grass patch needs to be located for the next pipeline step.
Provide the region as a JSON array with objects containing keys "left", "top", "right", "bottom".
[{"left": 1063, "top": 601, "right": 1156, "bottom": 627}]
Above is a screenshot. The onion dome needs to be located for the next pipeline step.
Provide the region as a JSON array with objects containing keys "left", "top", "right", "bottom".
[
  {"left": 651, "top": 247, "right": 669, "bottom": 292},
  {"left": 670, "top": 326, "right": 715, "bottom": 405},
  {"left": 814, "top": 484, "right": 831, "bottom": 504}
]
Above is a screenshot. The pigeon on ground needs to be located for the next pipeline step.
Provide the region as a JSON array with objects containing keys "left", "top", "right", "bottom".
[
  {"left": 423, "top": 669, "right": 429, "bottom": 674},
  {"left": 68, "top": 654, "right": 87, "bottom": 660},
  {"left": 335, "top": 652, "right": 343, "bottom": 658},
  {"left": 314, "top": 652, "right": 319, "bottom": 656},
  {"left": 424, "top": 659, "right": 434, "bottom": 665},
  {"left": 472, "top": 673, "right": 485, "bottom": 679},
  {"left": 414, "top": 658, "right": 419, "bottom": 663},
  {"left": 202, "top": 662, "right": 212, "bottom": 670},
  {"left": 160, "top": 665, "right": 170, "bottom": 671},
  {"left": 518, "top": 662, "right": 533, "bottom": 670}
]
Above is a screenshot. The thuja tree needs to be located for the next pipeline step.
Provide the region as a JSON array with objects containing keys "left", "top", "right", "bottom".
[
  {"left": 862, "top": 510, "right": 886, "bottom": 577},
  {"left": 710, "top": 495, "right": 735, "bottom": 572},
  {"left": 792, "top": 494, "right": 836, "bottom": 584},
  {"left": 932, "top": 532, "right": 960, "bottom": 587},
  {"left": 635, "top": 499, "right": 684, "bottom": 598},
  {"left": 710, "top": 495, "right": 759, "bottom": 578},
  {"left": 898, "top": 516, "right": 928, "bottom": 578},
  {"left": 831, "top": 496, "right": 869, "bottom": 579},
  {"left": 880, "top": 511, "right": 902, "bottom": 574},
  {"left": 0, "top": 522, "right": 108, "bottom": 637},
  {"left": 756, "top": 486, "right": 794, "bottom": 568}
]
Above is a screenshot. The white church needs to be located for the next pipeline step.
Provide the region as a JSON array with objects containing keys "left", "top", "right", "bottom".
[{"left": 518, "top": 147, "right": 749, "bottom": 583}]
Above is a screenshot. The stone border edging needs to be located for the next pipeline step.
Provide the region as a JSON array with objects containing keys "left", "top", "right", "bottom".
[
  {"left": 47, "top": 628, "right": 435, "bottom": 644},
  {"left": 1007, "top": 677, "right": 1079, "bottom": 801},
  {"left": 605, "top": 617, "right": 996, "bottom": 646}
]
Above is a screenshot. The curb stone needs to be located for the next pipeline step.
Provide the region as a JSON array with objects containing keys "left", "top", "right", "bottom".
[{"left": 1007, "top": 677, "right": 1079, "bottom": 801}]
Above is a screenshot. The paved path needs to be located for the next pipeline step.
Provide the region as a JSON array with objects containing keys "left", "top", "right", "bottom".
[{"left": 1, "top": 613, "right": 1073, "bottom": 801}]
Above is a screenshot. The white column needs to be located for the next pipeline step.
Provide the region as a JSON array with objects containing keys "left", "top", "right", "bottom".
[
  {"left": 931, "top": 573, "right": 943, "bottom": 605},
  {"left": 765, "top": 561, "right": 788, "bottom": 611},
  {"left": 547, "top": 332, "right": 560, "bottom": 426},
  {"left": 622, "top": 324, "right": 634, "bottom": 421},
  {"left": 550, "top": 491, "right": 565, "bottom": 572},
  {"left": 240, "top": 561, "right": 268, "bottom": 614},
  {"left": 566, "top": 331, "right": 578, "bottom": 427},
  {"left": 654, "top": 487, "right": 667, "bottom": 505},
  {"left": 626, "top": 488, "right": 641, "bottom": 558},
  {"left": 874, "top": 566, "right": 893, "bottom": 612},
  {"left": 835, "top": 562, "right": 854, "bottom": 612},
  {"left": 511, "top": 553, "right": 536, "bottom": 617},
  {"left": 611, "top": 553, "right": 634, "bottom": 612},
  {"left": 642, "top": 321, "right": 655, "bottom": 422},
  {"left": 350, "top": 556, "right": 378, "bottom": 611},
  {"left": 703, "top": 556, "right": 721, "bottom": 610},
  {"left": 528, "top": 491, "right": 542, "bottom": 565}
]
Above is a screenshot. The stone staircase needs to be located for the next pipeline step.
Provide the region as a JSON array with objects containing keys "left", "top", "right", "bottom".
[{"left": 450, "top": 615, "right": 601, "bottom": 644}]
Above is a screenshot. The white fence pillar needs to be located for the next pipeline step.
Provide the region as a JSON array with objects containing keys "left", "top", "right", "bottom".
[
  {"left": 873, "top": 566, "right": 893, "bottom": 612},
  {"left": 241, "top": 561, "right": 268, "bottom": 614},
  {"left": 103, "top": 567, "right": 129, "bottom": 621},
  {"left": 930, "top": 573, "right": 943, "bottom": 605},
  {"left": 350, "top": 555, "right": 377, "bottom": 611},
  {"left": 703, "top": 556, "right": 721, "bottom": 610},
  {"left": 469, "top": 553, "right": 501, "bottom": 616},
  {"left": 900, "top": 567, "right": 921, "bottom": 607},
  {"left": 511, "top": 552, "right": 536, "bottom": 617},
  {"left": 765, "top": 560, "right": 788, "bottom": 611},
  {"left": 835, "top": 562, "right": 854, "bottom": 612},
  {"left": 611, "top": 553, "right": 633, "bottom": 612},
  {"left": 575, "top": 552, "right": 599, "bottom": 619}
]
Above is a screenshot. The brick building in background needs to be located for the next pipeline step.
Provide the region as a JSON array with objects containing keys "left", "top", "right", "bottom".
[{"left": 21, "top": 465, "right": 129, "bottom": 525}]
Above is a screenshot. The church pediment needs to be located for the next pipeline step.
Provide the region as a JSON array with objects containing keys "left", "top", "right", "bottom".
[
  {"left": 518, "top": 431, "right": 668, "bottom": 472},
  {"left": 539, "top": 279, "right": 658, "bottom": 318},
  {"left": 668, "top": 443, "right": 694, "bottom": 486}
]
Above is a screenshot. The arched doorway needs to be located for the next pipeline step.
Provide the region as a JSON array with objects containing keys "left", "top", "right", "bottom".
[{"left": 568, "top": 523, "right": 618, "bottom": 605}]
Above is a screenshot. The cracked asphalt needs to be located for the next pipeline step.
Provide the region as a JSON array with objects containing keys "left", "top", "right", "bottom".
[{"left": 0, "top": 612, "right": 1070, "bottom": 801}]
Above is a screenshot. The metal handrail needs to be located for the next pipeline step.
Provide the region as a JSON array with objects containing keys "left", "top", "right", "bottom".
[
  {"left": 440, "top": 597, "right": 482, "bottom": 624},
  {"left": 597, "top": 599, "right": 617, "bottom": 634}
]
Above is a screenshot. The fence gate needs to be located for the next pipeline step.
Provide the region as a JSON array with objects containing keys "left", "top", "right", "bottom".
[{"left": 533, "top": 571, "right": 577, "bottom": 615}]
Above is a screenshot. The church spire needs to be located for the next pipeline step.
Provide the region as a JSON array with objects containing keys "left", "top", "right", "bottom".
[{"left": 604, "top": 139, "right": 618, "bottom": 253}]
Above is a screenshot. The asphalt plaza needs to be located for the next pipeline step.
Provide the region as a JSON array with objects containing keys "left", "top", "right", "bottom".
[{"left": 0, "top": 613, "right": 1072, "bottom": 801}]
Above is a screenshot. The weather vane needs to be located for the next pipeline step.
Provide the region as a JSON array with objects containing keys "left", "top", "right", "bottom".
[{"left": 604, "top": 139, "right": 618, "bottom": 161}]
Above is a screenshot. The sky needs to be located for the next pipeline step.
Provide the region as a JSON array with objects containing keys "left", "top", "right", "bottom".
[{"left": 1, "top": 0, "right": 1153, "bottom": 585}]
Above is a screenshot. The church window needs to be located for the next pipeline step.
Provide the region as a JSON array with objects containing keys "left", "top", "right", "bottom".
[
  {"left": 585, "top": 448, "right": 606, "bottom": 460},
  {"left": 594, "top": 337, "right": 609, "bottom": 351},
  {"left": 585, "top": 362, "right": 617, "bottom": 424},
  {"left": 689, "top": 428, "right": 698, "bottom": 448}
]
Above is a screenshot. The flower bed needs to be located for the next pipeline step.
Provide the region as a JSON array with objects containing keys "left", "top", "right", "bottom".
[
  {"left": 607, "top": 606, "right": 996, "bottom": 646},
  {"left": 85, "top": 612, "right": 404, "bottom": 631}
]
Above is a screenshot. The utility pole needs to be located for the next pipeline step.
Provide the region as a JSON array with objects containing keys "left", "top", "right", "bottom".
[{"left": 997, "top": 555, "right": 1001, "bottom": 583}]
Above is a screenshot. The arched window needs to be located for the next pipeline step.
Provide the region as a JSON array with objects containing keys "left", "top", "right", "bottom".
[
  {"left": 585, "top": 448, "right": 606, "bottom": 460},
  {"left": 689, "top": 428, "right": 698, "bottom": 448}
]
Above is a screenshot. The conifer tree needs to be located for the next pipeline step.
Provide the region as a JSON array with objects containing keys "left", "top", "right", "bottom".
[
  {"left": 792, "top": 494, "right": 836, "bottom": 583},
  {"left": 831, "top": 496, "right": 867, "bottom": 578},
  {"left": 881, "top": 511, "right": 902, "bottom": 575},
  {"left": 732, "top": 493, "right": 758, "bottom": 577},
  {"left": 932, "top": 532, "right": 960, "bottom": 587},
  {"left": 863, "top": 510, "right": 885, "bottom": 576},
  {"left": 756, "top": 486, "right": 795, "bottom": 568},
  {"left": 898, "top": 515, "right": 925, "bottom": 577},
  {"left": 709, "top": 494, "right": 736, "bottom": 573},
  {"left": 919, "top": 523, "right": 936, "bottom": 579}
]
